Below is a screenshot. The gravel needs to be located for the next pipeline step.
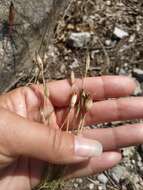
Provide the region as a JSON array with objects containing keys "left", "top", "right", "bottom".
[{"left": 66, "top": 32, "right": 91, "bottom": 48}]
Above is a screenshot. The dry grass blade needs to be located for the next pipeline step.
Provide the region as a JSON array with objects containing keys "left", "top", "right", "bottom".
[
  {"left": 34, "top": 52, "right": 52, "bottom": 126},
  {"left": 82, "top": 51, "right": 91, "bottom": 90},
  {"left": 70, "top": 70, "right": 75, "bottom": 86},
  {"left": 85, "top": 51, "right": 90, "bottom": 78},
  {"left": 35, "top": 52, "right": 49, "bottom": 97},
  {"left": 75, "top": 88, "right": 93, "bottom": 133},
  {"left": 60, "top": 71, "right": 77, "bottom": 131},
  {"left": 60, "top": 91, "right": 78, "bottom": 131}
]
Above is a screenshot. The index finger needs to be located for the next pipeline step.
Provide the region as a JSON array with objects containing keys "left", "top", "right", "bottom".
[{"left": 32, "top": 76, "right": 136, "bottom": 107}]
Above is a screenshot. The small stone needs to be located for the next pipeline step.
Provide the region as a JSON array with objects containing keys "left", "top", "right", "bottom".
[
  {"left": 123, "top": 147, "right": 135, "bottom": 157},
  {"left": 137, "top": 161, "right": 142, "bottom": 167},
  {"left": 106, "top": 0, "right": 111, "bottom": 6},
  {"left": 129, "top": 34, "right": 136, "bottom": 43},
  {"left": 88, "top": 183, "right": 94, "bottom": 190},
  {"left": 132, "top": 175, "right": 140, "bottom": 184},
  {"left": 133, "top": 81, "right": 142, "bottom": 96},
  {"left": 97, "top": 174, "right": 108, "bottom": 184},
  {"left": 60, "top": 64, "right": 66, "bottom": 73},
  {"left": 105, "top": 39, "right": 112, "bottom": 46},
  {"left": 74, "top": 183, "right": 78, "bottom": 188},
  {"left": 140, "top": 181, "right": 143, "bottom": 187},
  {"left": 98, "top": 186, "right": 103, "bottom": 190},
  {"left": 133, "top": 68, "right": 143, "bottom": 75},
  {"left": 66, "top": 32, "right": 91, "bottom": 48},
  {"left": 131, "top": 159, "right": 136, "bottom": 164},
  {"left": 132, "top": 68, "right": 143, "bottom": 83},
  {"left": 69, "top": 58, "right": 79, "bottom": 69},
  {"left": 64, "top": 56, "right": 69, "bottom": 61},
  {"left": 119, "top": 68, "right": 128, "bottom": 76},
  {"left": 110, "top": 166, "right": 129, "bottom": 183},
  {"left": 76, "top": 178, "right": 83, "bottom": 183},
  {"left": 113, "top": 27, "right": 128, "bottom": 39}
]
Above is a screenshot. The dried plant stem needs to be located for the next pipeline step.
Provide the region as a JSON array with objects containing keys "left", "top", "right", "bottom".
[
  {"left": 40, "top": 106, "right": 53, "bottom": 126},
  {"left": 78, "top": 114, "right": 86, "bottom": 132},
  {"left": 76, "top": 89, "right": 93, "bottom": 133},
  {"left": 34, "top": 49, "right": 94, "bottom": 190},
  {"left": 76, "top": 90, "right": 85, "bottom": 132},
  {"left": 81, "top": 52, "right": 91, "bottom": 93},
  {"left": 60, "top": 71, "right": 78, "bottom": 132},
  {"left": 85, "top": 51, "right": 90, "bottom": 78},
  {"left": 60, "top": 107, "right": 71, "bottom": 130},
  {"left": 34, "top": 52, "right": 53, "bottom": 126},
  {"left": 95, "top": 35, "right": 110, "bottom": 74},
  {"left": 60, "top": 92, "right": 77, "bottom": 131},
  {"left": 66, "top": 115, "right": 70, "bottom": 132}
]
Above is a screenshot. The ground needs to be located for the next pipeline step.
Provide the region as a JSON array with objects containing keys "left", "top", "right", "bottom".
[{"left": 1, "top": 0, "right": 143, "bottom": 190}]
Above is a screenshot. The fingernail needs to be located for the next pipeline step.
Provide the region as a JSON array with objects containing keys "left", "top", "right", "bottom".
[{"left": 74, "top": 136, "right": 103, "bottom": 157}]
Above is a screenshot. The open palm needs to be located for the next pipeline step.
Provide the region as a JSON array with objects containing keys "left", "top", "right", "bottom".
[{"left": 0, "top": 76, "right": 142, "bottom": 190}]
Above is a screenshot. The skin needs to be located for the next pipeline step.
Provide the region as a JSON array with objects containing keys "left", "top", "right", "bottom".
[{"left": 0, "top": 76, "right": 142, "bottom": 189}]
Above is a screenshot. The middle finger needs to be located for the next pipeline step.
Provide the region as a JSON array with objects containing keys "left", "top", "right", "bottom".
[{"left": 56, "top": 97, "right": 143, "bottom": 127}]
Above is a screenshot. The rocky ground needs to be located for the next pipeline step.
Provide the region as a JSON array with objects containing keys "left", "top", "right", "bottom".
[{"left": 1, "top": 0, "right": 143, "bottom": 190}]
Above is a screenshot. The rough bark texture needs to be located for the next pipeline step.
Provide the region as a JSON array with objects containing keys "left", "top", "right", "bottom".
[{"left": 0, "top": 0, "right": 70, "bottom": 92}]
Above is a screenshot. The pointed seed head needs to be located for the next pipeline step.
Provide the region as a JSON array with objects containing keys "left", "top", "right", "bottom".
[
  {"left": 85, "top": 96, "right": 93, "bottom": 112},
  {"left": 70, "top": 71, "right": 75, "bottom": 86},
  {"left": 70, "top": 93, "right": 78, "bottom": 108},
  {"left": 36, "top": 53, "right": 43, "bottom": 69}
]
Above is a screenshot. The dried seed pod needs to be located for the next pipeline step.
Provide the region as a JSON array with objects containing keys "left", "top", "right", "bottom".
[
  {"left": 70, "top": 71, "right": 75, "bottom": 86},
  {"left": 41, "top": 106, "right": 53, "bottom": 125},
  {"left": 85, "top": 96, "right": 93, "bottom": 112},
  {"left": 70, "top": 92, "right": 78, "bottom": 108},
  {"left": 35, "top": 52, "right": 43, "bottom": 70},
  {"left": 36, "top": 53, "right": 43, "bottom": 65},
  {"left": 43, "top": 53, "right": 48, "bottom": 63}
]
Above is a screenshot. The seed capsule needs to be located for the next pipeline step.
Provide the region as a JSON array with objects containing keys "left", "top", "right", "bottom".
[
  {"left": 70, "top": 93, "right": 78, "bottom": 108},
  {"left": 70, "top": 71, "right": 75, "bottom": 86},
  {"left": 85, "top": 96, "right": 93, "bottom": 112},
  {"left": 35, "top": 53, "right": 43, "bottom": 70}
]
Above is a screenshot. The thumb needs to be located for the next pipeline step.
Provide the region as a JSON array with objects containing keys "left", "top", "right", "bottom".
[{"left": 0, "top": 108, "right": 103, "bottom": 165}]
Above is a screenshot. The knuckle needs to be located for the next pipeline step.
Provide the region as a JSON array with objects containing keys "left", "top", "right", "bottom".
[{"left": 132, "top": 124, "right": 143, "bottom": 142}]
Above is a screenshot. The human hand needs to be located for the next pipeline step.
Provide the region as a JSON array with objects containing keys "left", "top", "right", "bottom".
[{"left": 0, "top": 76, "right": 142, "bottom": 190}]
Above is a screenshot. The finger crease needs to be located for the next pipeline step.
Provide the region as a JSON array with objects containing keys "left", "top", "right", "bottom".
[{"left": 114, "top": 99, "right": 122, "bottom": 121}]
